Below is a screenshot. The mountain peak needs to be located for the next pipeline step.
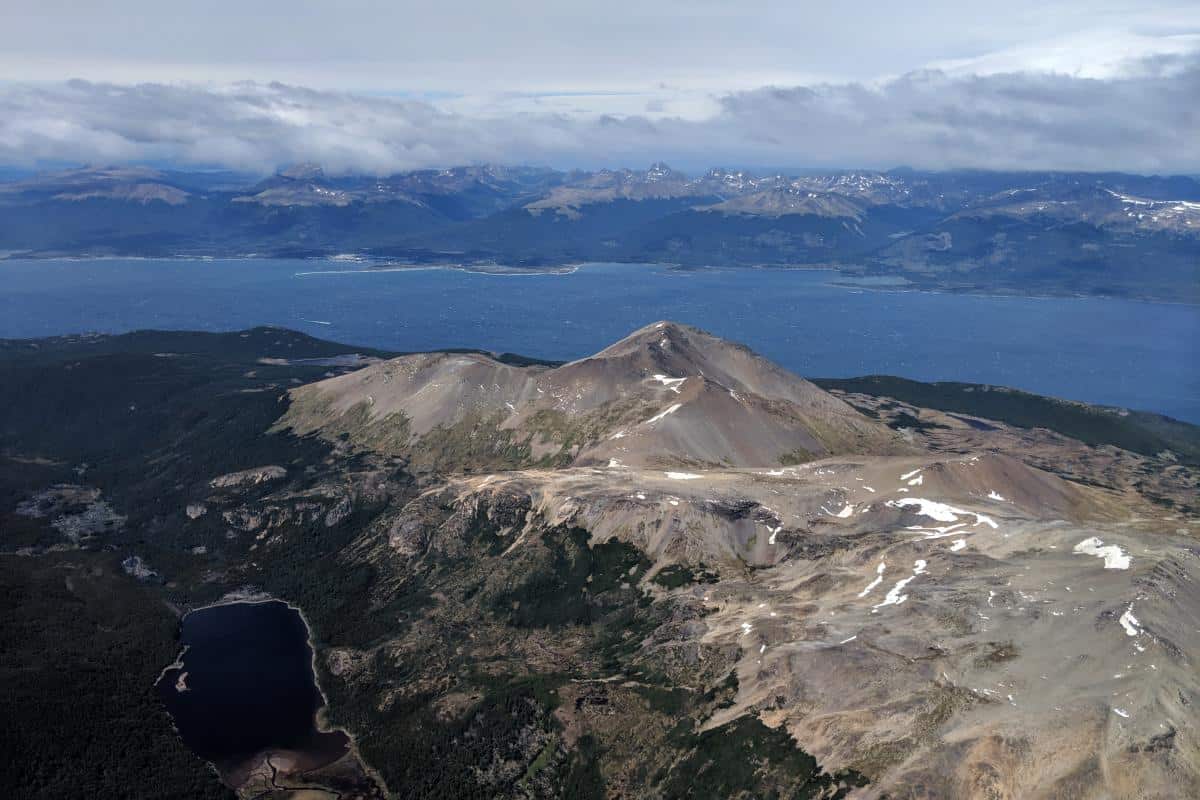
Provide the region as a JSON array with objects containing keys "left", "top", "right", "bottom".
[
  {"left": 645, "top": 162, "right": 677, "bottom": 181},
  {"left": 279, "top": 162, "right": 325, "bottom": 180},
  {"left": 595, "top": 319, "right": 699, "bottom": 349},
  {"left": 278, "top": 323, "right": 910, "bottom": 471}
]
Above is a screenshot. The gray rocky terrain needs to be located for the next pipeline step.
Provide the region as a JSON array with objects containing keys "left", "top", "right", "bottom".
[{"left": 268, "top": 322, "right": 1200, "bottom": 798}]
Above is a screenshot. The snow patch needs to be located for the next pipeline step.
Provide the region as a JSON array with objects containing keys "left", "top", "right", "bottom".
[
  {"left": 652, "top": 374, "right": 686, "bottom": 394},
  {"left": 1118, "top": 604, "right": 1141, "bottom": 637},
  {"left": 887, "top": 498, "right": 998, "bottom": 531},
  {"left": 857, "top": 561, "right": 886, "bottom": 598},
  {"left": 872, "top": 559, "right": 927, "bottom": 612},
  {"left": 1073, "top": 537, "right": 1131, "bottom": 570},
  {"left": 644, "top": 403, "right": 682, "bottom": 425}
]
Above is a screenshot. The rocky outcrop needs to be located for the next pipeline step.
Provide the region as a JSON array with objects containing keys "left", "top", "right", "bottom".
[{"left": 209, "top": 465, "right": 287, "bottom": 489}]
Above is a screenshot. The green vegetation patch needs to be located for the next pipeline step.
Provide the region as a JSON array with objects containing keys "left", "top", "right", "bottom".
[
  {"left": 887, "top": 410, "right": 949, "bottom": 432},
  {"left": 338, "top": 673, "right": 565, "bottom": 799},
  {"left": 525, "top": 398, "right": 648, "bottom": 468},
  {"left": 414, "top": 411, "right": 533, "bottom": 472},
  {"left": 0, "top": 552, "right": 233, "bottom": 800},
  {"left": 652, "top": 563, "right": 719, "bottom": 589},
  {"left": 660, "top": 714, "right": 868, "bottom": 800},
  {"left": 562, "top": 734, "right": 606, "bottom": 800},
  {"left": 493, "top": 528, "right": 649, "bottom": 628},
  {"left": 778, "top": 448, "right": 815, "bottom": 466}
]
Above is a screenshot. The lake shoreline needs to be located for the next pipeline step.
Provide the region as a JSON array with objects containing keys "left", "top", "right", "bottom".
[{"left": 158, "top": 594, "right": 384, "bottom": 794}]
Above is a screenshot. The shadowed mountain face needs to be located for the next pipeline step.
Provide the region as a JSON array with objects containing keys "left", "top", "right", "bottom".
[{"left": 278, "top": 321, "right": 911, "bottom": 470}]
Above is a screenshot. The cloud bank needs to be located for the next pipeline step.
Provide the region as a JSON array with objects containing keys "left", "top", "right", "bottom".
[{"left": 1, "top": 53, "right": 1197, "bottom": 175}]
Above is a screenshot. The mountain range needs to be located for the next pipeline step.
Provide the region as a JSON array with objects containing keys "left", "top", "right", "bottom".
[{"left": 2, "top": 163, "right": 1199, "bottom": 302}]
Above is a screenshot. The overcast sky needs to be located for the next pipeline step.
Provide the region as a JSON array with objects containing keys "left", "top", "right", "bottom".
[{"left": 1, "top": 1, "right": 1198, "bottom": 174}]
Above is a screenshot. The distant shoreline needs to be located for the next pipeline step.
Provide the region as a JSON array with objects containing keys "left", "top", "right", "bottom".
[
  {"left": 294, "top": 262, "right": 585, "bottom": 277},
  {"left": 1, "top": 254, "right": 1194, "bottom": 305}
]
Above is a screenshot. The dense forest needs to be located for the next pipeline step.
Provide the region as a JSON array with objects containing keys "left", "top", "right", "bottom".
[{"left": 0, "top": 551, "right": 233, "bottom": 799}]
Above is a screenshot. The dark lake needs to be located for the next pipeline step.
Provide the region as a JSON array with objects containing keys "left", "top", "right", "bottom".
[
  {"left": 156, "top": 600, "right": 347, "bottom": 781},
  {"left": 1, "top": 258, "right": 1197, "bottom": 422}
]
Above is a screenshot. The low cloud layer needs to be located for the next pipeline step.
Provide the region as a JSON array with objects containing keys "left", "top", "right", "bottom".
[{"left": 2, "top": 53, "right": 1197, "bottom": 175}]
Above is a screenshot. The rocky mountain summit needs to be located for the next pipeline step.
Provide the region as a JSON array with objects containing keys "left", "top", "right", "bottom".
[
  {"left": 271, "top": 323, "right": 1200, "bottom": 798},
  {"left": 279, "top": 321, "right": 909, "bottom": 471}
]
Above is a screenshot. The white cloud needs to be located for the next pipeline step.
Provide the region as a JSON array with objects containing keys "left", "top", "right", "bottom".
[
  {"left": 3, "top": 1, "right": 1198, "bottom": 93},
  {"left": 930, "top": 29, "right": 1200, "bottom": 79},
  {"left": 0, "top": 52, "right": 1197, "bottom": 175},
  {"left": 1, "top": 0, "right": 1198, "bottom": 175}
]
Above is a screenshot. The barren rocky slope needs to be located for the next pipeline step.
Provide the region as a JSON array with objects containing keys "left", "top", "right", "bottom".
[
  {"left": 278, "top": 321, "right": 910, "bottom": 472},
  {"left": 269, "top": 323, "right": 1200, "bottom": 799}
]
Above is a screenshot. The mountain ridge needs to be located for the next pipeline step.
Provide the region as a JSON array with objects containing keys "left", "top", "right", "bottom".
[{"left": 277, "top": 321, "right": 912, "bottom": 471}]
